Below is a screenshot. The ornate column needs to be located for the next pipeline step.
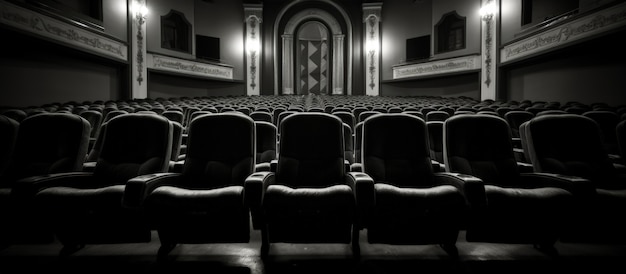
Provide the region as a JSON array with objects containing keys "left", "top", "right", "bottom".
[
  {"left": 332, "top": 34, "right": 345, "bottom": 95},
  {"left": 480, "top": 0, "right": 498, "bottom": 100},
  {"left": 130, "top": 0, "right": 148, "bottom": 99},
  {"left": 363, "top": 3, "right": 382, "bottom": 96},
  {"left": 244, "top": 4, "right": 262, "bottom": 96},
  {"left": 281, "top": 34, "right": 294, "bottom": 95}
]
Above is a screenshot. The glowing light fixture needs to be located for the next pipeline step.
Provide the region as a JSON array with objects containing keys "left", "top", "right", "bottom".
[{"left": 479, "top": 1, "right": 496, "bottom": 20}]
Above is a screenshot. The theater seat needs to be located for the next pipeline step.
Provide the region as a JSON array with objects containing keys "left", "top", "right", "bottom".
[
  {"left": 0, "top": 115, "right": 19, "bottom": 179},
  {"left": 617, "top": 119, "right": 626, "bottom": 165},
  {"left": 1, "top": 112, "right": 91, "bottom": 246},
  {"left": 444, "top": 114, "right": 577, "bottom": 254},
  {"left": 124, "top": 112, "right": 256, "bottom": 260},
  {"left": 523, "top": 114, "right": 626, "bottom": 243},
  {"left": 245, "top": 112, "right": 371, "bottom": 258},
  {"left": 358, "top": 113, "right": 472, "bottom": 256},
  {"left": 254, "top": 121, "right": 277, "bottom": 172},
  {"left": 32, "top": 113, "right": 172, "bottom": 255}
]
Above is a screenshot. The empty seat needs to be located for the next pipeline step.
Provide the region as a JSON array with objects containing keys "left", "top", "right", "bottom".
[
  {"left": 523, "top": 114, "right": 626, "bottom": 243},
  {"left": 125, "top": 113, "right": 256, "bottom": 260},
  {"left": 425, "top": 110, "right": 450, "bottom": 122},
  {"left": 33, "top": 113, "right": 173, "bottom": 255},
  {"left": 427, "top": 121, "right": 445, "bottom": 170},
  {"left": 162, "top": 110, "right": 184, "bottom": 124},
  {"left": 357, "top": 113, "right": 469, "bottom": 256},
  {"left": 245, "top": 112, "right": 371, "bottom": 258},
  {"left": 1, "top": 112, "right": 91, "bottom": 246},
  {"left": 444, "top": 114, "right": 576, "bottom": 254},
  {"left": 79, "top": 110, "right": 103, "bottom": 151},
  {"left": 0, "top": 115, "right": 19, "bottom": 179},
  {"left": 583, "top": 110, "right": 621, "bottom": 160},
  {"left": 333, "top": 111, "right": 356, "bottom": 130},
  {"left": 250, "top": 111, "right": 273, "bottom": 123},
  {"left": 254, "top": 121, "right": 277, "bottom": 172}
]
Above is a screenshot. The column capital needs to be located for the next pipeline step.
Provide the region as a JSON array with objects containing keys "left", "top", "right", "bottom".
[
  {"left": 362, "top": 2, "right": 382, "bottom": 22},
  {"left": 244, "top": 4, "right": 263, "bottom": 23}
]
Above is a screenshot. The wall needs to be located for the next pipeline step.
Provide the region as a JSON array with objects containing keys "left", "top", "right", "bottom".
[
  {"left": 147, "top": 0, "right": 195, "bottom": 60},
  {"left": 379, "top": 0, "right": 480, "bottom": 99},
  {"left": 380, "top": 0, "right": 432, "bottom": 80},
  {"left": 194, "top": 0, "right": 244, "bottom": 80},
  {"left": 148, "top": 72, "right": 244, "bottom": 99},
  {"left": 145, "top": 0, "right": 246, "bottom": 98},
  {"left": 381, "top": 73, "right": 480, "bottom": 99},
  {"left": 0, "top": 0, "right": 128, "bottom": 108},
  {"left": 431, "top": 0, "right": 481, "bottom": 60},
  {"left": 501, "top": 29, "right": 626, "bottom": 106}
]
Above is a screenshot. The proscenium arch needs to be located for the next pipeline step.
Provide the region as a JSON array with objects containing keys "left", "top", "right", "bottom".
[{"left": 273, "top": 0, "right": 353, "bottom": 95}]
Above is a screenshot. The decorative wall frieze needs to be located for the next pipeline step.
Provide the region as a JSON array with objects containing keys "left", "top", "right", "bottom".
[
  {"left": 480, "top": 0, "right": 497, "bottom": 100},
  {"left": 244, "top": 4, "right": 262, "bottom": 96},
  {"left": 501, "top": 2, "right": 626, "bottom": 64},
  {"left": 147, "top": 53, "right": 233, "bottom": 80},
  {"left": 362, "top": 3, "right": 382, "bottom": 96},
  {"left": 392, "top": 55, "right": 481, "bottom": 80},
  {"left": 0, "top": 1, "right": 127, "bottom": 61}
]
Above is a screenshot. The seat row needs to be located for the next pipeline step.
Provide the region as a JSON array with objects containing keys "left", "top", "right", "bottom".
[{"left": 1, "top": 110, "right": 625, "bottom": 260}]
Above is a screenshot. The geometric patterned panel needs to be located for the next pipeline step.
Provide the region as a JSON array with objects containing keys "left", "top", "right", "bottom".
[{"left": 299, "top": 40, "right": 328, "bottom": 95}]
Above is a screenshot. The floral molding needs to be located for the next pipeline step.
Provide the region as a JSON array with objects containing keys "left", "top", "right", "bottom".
[
  {"left": 501, "top": 1, "right": 626, "bottom": 64},
  {"left": 392, "top": 54, "right": 481, "bottom": 80},
  {"left": 147, "top": 53, "right": 233, "bottom": 80},
  {"left": 0, "top": 0, "right": 127, "bottom": 62}
]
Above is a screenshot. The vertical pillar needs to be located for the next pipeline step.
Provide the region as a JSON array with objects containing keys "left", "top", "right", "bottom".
[
  {"left": 332, "top": 34, "right": 345, "bottom": 95},
  {"left": 281, "top": 34, "right": 294, "bottom": 95},
  {"left": 130, "top": 0, "right": 148, "bottom": 99},
  {"left": 363, "top": 3, "right": 382, "bottom": 96},
  {"left": 244, "top": 4, "right": 263, "bottom": 96},
  {"left": 480, "top": 0, "right": 498, "bottom": 101}
]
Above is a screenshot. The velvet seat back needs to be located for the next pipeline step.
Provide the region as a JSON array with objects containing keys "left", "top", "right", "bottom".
[
  {"left": 181, "top": 113, "right": 255, "bottom": 188},
  {"left": 444, "top": 114, "right": 520, "bottom": 187},
  {"left": 362, "top": 113, "right": 434, "bottom": 187},
  {"left": 95, "top": 113, "right": 172, "bottom": 184},
  {"left": 276, "top": 112, "right": 345, "bottom": 188}
]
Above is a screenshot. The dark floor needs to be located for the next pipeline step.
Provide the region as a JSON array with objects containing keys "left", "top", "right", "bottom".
[{"left": 1, "top": 229, "right": 625, "bottom": 274}]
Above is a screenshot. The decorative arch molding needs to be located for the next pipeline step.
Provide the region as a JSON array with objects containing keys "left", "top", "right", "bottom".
[{"left": 273, "top": 0, "right": 353, "bottom": 95}]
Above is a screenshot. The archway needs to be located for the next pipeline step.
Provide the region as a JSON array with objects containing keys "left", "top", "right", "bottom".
[
  {"left": 296, "top": 21, "right": 329, "bottom": 95},
  {"left": 274, "top": 1, "right": 353, "bottom": 95}
]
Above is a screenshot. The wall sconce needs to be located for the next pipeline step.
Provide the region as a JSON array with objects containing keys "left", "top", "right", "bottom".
[
  {"left": 366, "top": 15, "right": 379, "bottom": 90},
  {"left": 480, "top": 0, "right": 496, "bottom": 87},
  {"left": 131, "top": 0, "right": 148, "bottom": 86},
  {"left": 131, "top": 2, "right": 149, "bottom": 21},
  {"left": 247, "top": 36, "right": 260, "bottom": 89},
  {"left": 479, "top": 1, "right": 496, "bottom": 21},
  {"left": 366, "top": 38, "right": 378, "bottom": 90}
]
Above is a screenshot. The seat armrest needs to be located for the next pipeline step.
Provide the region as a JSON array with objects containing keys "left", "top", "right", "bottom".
[
  {"left": 13, "top": 172, "right": 95, "bottom": 198},
  {"left": 244, "top": 171, "right": 274, "bottom": 230},
  {"left": 122, "top": 172, "right": 181, "bottom": 209},
  {"left": 348, "top": 171, "right": 375, "bottom": 229},
  {"left": 169, "top": 160, "right": 184, "bottom": 173},
  {"left": 244, "top": 171, "right": 274, "bottom": 209},
  {"left": 83, "top": 161, "right": 97, "bottom": 172},
  {"left": 434, "top": 172, "right": 485, "bottom": 207},
  {"left": 255, "top": 162, "right": 271, "bottom": 172},
  {"left": 519, "top": 172, "right": 594, "bottom": 197},
  {"left": 270, "top": 159, "right": 278, "bottom": 172},
  {"left": 431, "top": 159, "right": 444, "bottom": 172},
  {"left": 613, "top": 162, "right": 626, "bottom": 173},
  {"left": 350, "top": 163, "right": 363, "bottom": 172},
  {"left": 517, "top": 162, "right": 534, "bottom": 173}
]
